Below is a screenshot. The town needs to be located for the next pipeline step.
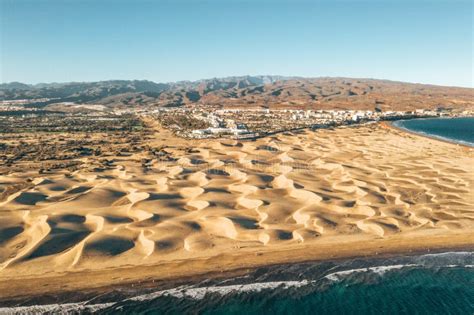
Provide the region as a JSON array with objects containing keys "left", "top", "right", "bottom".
[
  {"left": 1, "top": 99, "right": 473, "bottom": 139},
  {"left": 146, "top": 106, "right": 473, "bottom": 139}
]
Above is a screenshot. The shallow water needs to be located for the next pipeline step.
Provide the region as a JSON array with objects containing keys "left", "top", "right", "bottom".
[
  {"left": 393, "top": 117, "right": 474, "bottom": 146},
  {"left": 3, "top": 252, "right": 473, "bottom": 314}
]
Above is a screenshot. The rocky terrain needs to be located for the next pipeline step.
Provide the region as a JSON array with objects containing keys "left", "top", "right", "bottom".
[{"left": 1, "top": 76, "right": 473, "bottom": 111}]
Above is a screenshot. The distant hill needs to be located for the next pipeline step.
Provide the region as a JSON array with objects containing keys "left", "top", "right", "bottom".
[
  {"left": 0, "top": 80, "right": 171, "bottom": 107},
  {"left": 1, "top": 76, "right": 473, "bottom": 111},
  {"left": 0, "top": 82, "right": 32, "bottom": 90}
]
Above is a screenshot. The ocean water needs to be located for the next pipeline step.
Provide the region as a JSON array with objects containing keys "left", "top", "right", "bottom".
[
  {"left": 3, "top": 252, "right": 473, "bottom": 314},
  {"left": 393, "top": 117, "right": 474, "bottom": 146}
]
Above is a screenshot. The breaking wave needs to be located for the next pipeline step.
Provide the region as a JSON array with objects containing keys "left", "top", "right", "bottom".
[{"left": 1, "top": 251, "right": 473, "bottom": 314}]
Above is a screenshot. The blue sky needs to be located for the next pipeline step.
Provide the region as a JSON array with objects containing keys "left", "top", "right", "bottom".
[{"left": 1, "top": 0, "right": 472, "bottom": 86}]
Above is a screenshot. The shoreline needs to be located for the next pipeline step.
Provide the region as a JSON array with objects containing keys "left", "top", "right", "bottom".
[
  {"left": 1, "top": 231, "right": 473, "bottom": 305},
  {"left": 2, "top": 252, "right": 473, "bottom": 314},
  {"left": 382, "top": 119, "right": 474, "bottom": 150}
]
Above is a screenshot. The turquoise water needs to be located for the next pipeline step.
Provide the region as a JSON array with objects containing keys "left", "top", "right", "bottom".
[
  {"left": 393, "top": 117, "right": 474, "bottom": 146},
  {"left": 97, "top": 252, "right": 473, "bottom": 315},
  {"left": 2, "top": 252, "right": 473, "bottom": 314},
  {"left": 101, "top": 267, "right": 474, "bottom": 315}
]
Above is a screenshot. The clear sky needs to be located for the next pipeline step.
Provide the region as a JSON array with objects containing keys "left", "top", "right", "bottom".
[{"left": 1, "top": 0, "right": 472, "bottom": 87}]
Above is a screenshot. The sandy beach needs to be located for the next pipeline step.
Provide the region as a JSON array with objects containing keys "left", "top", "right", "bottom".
[{"left": 0, "top": 121, "right": 473, "bottom": 301}]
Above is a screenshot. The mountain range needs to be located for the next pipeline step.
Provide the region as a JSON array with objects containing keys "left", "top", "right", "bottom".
[{"left": 1, "top": 76, "right": 473, "bottom": 111}]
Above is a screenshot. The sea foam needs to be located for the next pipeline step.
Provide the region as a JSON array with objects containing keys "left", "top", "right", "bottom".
[{"left": 2, "top": 251, "right": 472, "bottom": 314}]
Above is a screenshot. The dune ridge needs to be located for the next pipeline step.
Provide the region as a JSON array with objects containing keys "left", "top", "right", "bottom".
[{"left": 0, "top": 123, "right": 473, "bottom": 296}]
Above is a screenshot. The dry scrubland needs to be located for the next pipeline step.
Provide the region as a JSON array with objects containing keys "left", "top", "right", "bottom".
[
  {"left": 2, "top": 77, "right": 474, "bottom": 110},
  {"left": 0, "top": 118, "right": 473, "bottom": 299}
]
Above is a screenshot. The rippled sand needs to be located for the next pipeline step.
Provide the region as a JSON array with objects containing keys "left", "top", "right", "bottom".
[{"left": 0, "top": 122, "right": 473, "bottom": 299}]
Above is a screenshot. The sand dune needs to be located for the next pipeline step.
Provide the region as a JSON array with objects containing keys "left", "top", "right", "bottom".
[{"left": 0, "top": 122, "right": 473, "bottom": 298}]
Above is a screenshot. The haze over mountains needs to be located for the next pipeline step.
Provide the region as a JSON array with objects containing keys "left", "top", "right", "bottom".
[{"left": 1, "top": 76, "right": 473, "bottom": 111}]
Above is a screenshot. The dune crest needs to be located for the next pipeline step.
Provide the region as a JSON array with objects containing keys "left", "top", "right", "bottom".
[{"left": 0, "top": 123, "right": 472, "bottom": 289}]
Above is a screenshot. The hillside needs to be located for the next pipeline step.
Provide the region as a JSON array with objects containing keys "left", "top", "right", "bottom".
[{"left": 1, "top": 76, "right": 473, "bottom": 111}]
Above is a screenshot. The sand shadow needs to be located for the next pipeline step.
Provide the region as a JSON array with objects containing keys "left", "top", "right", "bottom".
[{"left": 84, "top": 236, "right": 134, "bottom": 256}]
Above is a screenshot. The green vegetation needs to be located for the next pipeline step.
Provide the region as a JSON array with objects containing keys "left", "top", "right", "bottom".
[{"left": 160, "top": 114, "right": 210, "bottom": 130}]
